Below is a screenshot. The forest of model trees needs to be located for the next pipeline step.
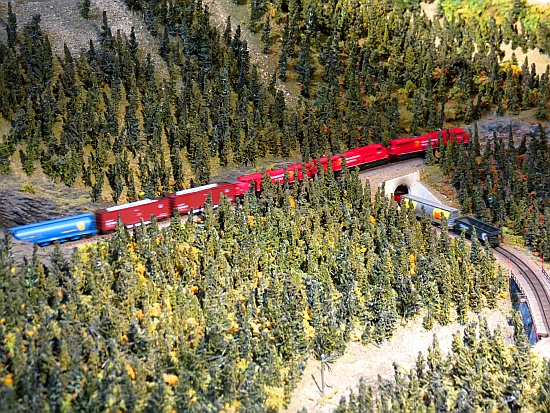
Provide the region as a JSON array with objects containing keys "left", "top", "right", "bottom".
[
  {"left": 332, "top": 314, "right": 550, "bottom": 412},
  {"left": 0, "top": 165, "right": 519, "bottom": 411},
  {"left": 0, "top": 0, "right": 549, "bottom": 177},
  {"left": 2, "top": 0, "right": 550, "bottom": 410},
  {"left": 431, "top": 126, "right": 550, "bottom": 258}
]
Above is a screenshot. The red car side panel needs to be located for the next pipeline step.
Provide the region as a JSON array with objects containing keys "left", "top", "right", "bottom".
[
  {"left": 342, "top": 144, "right": 389, "bottom": 167},
  {"left": 314, "top": 155, "right": 343, "bottom": 173},
  {"left": 389, "top": 128, "right": 468, "bottom": 158},
  {"left": 234, "top": 181, "right": 252, "bottom": 196},
  {"left": 95, "top": 198, "right": 171, "bottom": 233},
  {"left": 285, "top": 163, "right": 306, "bottom": 183},
  {"left": 266, "top": 168, "right": 287, "bottom": 184},
  {"left": 167, "top": 182, "right": 235, "bottom": 214},
  {"left": 235, "top": 172, "right": 263, "bottom": 195},
  {"left": 451, "top": 128, "right": 469, "bottom": 144},
  {"left": 235, "top": 164, "right": 310, "bottom": 195}
]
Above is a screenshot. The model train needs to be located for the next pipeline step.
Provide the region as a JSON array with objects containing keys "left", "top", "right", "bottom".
[
  {"left": 401, "top": 194, "right": 502, "bottom": 247},
  {"left": 9, "top": 128, "right": 469, "bottom": 246}
]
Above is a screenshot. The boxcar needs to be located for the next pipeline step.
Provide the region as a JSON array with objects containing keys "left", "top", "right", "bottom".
[
  {"left": 454, "top": 216, "right": 502, "bottom": 247},
  {"left": 313, "top": 155, "right": 344, "bottom": 174},
  {"left": 283, "top": 163, "right": 307, "bottom": 183},
  {"left": 167, "top": 182, "right": 235, "bottom": 214},
  {"left": 401, "top": 194, "right": 460, "bottom": 227},
  {"left": 95, "top": 198, "right": 171, "bottom": 233},
  {"left": 9, "top": 213, "right": 97, "bottom": 246},
  {"left": 235, "top": 172, "right": 263, "bottom": 195},
  {"left": 266, "top": 168, "right": 288, "bottom": 185}
]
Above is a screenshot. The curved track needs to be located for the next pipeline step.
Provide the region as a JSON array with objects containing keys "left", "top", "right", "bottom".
[
  {"left": 51, "top": 158, "right": 425, "bottom": 251},
  {"left": 495, "top": 246, "right": 550, "bottom": 337}
]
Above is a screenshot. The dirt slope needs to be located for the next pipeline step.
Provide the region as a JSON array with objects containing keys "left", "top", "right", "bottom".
[
  {"left": 284, "top": 301, "right": 514, "bottom": 413},
  {"left": 0, "top": 0, "right": 164, "bottom": 68},
  {"left": 203, "top": 0, "right": 299, "bottom": 100},
  {"left": 0, "top": 173, "right": 101, "bottom": 229}
]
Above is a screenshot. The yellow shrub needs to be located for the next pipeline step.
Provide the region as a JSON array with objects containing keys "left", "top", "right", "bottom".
[
  {"left": 264, "top": 386, "right": 285, "bottom": 411},
  {"left": 163, "top": 374, "right": 178, "bottom": 386}
]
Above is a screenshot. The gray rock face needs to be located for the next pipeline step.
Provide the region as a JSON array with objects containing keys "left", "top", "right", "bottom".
[
  {"left": 469, "top": 117, "right": 550, "bottom": 139},
  {"left": 482, "top": 120, "right": 523, "bottom": 134},
  {"left": 0, "top": 188, "right": 61, "bottom": 228},
  {"left": 0, "top": 174, "right": 100, "bottom": 230}
]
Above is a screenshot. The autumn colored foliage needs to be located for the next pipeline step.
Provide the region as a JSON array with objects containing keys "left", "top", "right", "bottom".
[{"left": 0, "top": 168, "right": 507, "bottom": 411}]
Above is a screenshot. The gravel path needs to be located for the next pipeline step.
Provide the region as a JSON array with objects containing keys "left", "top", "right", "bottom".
[{"left": 359, "top": 157, "right": 425, "bottom": 193}]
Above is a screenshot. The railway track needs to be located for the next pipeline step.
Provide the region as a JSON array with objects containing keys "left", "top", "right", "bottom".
[
  {"left": 495, "top": 246, "right": 550, "bottom": 337},
  {"left": 11, "top": 157, "right": 550, "bottom": 341},
  {"left": 51, "top": 158, "right": 425, "bottom": 251}
]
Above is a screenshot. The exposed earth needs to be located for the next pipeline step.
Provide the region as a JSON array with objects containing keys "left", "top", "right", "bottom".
[{"left": 284, "top": 300, "right": 516, "bottom": 413}]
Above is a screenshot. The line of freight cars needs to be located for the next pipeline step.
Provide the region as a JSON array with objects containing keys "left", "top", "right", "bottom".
[
  {"left": 9, "top": 128, "right": 470, "bottom": 246},
  {"left": 401, "top": 194, "right": 502, "bottom": 247}
]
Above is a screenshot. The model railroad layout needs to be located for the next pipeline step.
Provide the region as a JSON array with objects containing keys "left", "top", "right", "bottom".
[
  {"left": 8, "top": 128, "right": 469, "bottom": 246},
  {"left": 7, "top": 126, "right": 550, "bottom": 341},
  {"left": 495, "top": 246, "right": 550, "bottom": 339}
]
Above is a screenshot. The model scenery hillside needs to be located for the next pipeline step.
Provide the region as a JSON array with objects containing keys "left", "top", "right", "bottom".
[{"left": 1, "top": 0, "right": 550, "bottom": 411}]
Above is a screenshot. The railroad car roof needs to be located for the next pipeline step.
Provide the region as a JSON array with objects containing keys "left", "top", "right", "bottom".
[
  {"left": 9, "top": 213, "right": 95, "bottom": 231},
  {"left": 455, "top": 216, "right": 501, "bottom": 232},
  {"left": 390, "top": 128, "right": 467, "bottom": 144},
  {"left": 173, "top": 183, "right": 229, "bottom": 196},
  {"left": 237, "top": 172, "right": 263, "bottom": 182},
  {"left": 401, "top": 194, "right": 460, "bottom": 212},
  {"left": 104, "top": 199, "right": 160, "bottom": 212}
]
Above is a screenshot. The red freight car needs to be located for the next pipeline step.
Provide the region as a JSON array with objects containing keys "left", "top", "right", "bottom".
[
  {"left": 167, "top": 182, "right": 235, "bottom": 214},
  {"left": 342, "top": 144, "right": 389, "bottom": 168},
  {"left": 95, "top": 198, "right": 171, "bottom": 233},
  {"left": 235, "top": 172, "right": 263, "bottom": 195},
  {"left": 285, "top": 162, "right": 321, "bottom": 180},
  {"left": 234, "top": 156, "right": 346, "bottom": 195},
  {"left": 235, "top": 164, "right": 309, "bottom": 195},
  {"left": 313, "top": 155, "right": 344, "bottom": 174},
  {"left": 266, "top": 168, "right": 287, "bottom": 185},
  {"left": 388, "top": 128, "right": 468, "bottom": 159},
  {"left": 283, "top": 163, "right": 307, "bottom": 183},
  {"left": 234, "top": 168, "right": 291, "bottom": 195}
]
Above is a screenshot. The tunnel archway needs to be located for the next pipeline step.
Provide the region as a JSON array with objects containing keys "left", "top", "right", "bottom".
[{"left": 393, "top": 184, "right": 409, "bottom": 203}]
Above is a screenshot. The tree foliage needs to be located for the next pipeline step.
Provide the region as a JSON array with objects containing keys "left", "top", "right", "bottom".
[
  {"left": 449, "top": 125, "right": 550, "bottom": 258},
  {"left": 336, "top": 316, "right": 547, "bottom": 413},
  {"left": 0, "top": 170, "right": 507, "bottom": 411}
]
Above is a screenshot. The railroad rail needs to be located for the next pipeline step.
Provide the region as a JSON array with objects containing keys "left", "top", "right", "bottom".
[
  {"left": 495, "top": 246, "right": 550, "bottom": 338},
  {"left": 50, "top": 159, "right": 422, "bottom": 251}
]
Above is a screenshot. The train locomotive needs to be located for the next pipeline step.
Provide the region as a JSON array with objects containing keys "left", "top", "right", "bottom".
[{"left": 9, "top": 128, "right": 470, "bottom": 246}]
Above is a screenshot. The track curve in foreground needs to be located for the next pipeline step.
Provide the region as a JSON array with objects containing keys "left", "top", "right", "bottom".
[{"left": 495, "top": 246, "right": 550, "bottom": 337}]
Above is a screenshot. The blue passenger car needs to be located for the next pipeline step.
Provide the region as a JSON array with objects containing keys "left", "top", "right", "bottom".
[{"left": 9, "top": 213, "right": 98, "bottom": 246}]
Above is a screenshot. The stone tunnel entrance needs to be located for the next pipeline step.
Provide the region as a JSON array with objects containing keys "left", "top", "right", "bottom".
[
  {"left": 393, "top": 184, "right": 409, "bottom": 202},
  {"left": 384, "top": 171, "right": 440, "bottom": 204}
]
